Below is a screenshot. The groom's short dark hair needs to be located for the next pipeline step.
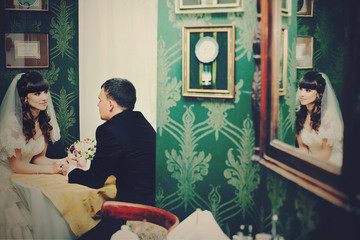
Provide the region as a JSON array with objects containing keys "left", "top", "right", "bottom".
[{"left": 101, "top": 78, "right": 136, "bottom": 110}]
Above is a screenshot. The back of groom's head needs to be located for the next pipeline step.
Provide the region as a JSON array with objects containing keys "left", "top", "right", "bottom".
[{"left": 101, "top": 78, "right": 136, "bottom": 110}]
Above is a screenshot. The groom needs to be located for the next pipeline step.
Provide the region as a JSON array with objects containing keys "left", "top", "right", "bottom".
[{"left": 62, "top": 78, "right": 156, "bottom": 239}]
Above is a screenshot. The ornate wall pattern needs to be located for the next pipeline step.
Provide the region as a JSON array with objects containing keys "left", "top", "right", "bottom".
[
  {"left": 156, "top": 0, "right": 260, "bottom": 235},
  {"left": 0, "top": 0, "right": 79, "bottom": 157}
]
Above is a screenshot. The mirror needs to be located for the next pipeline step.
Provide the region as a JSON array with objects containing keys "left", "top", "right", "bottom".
[
  {"left": 274, "top": 0, "right": 345, "bottom": 174},
  {"left": 259, "top": 0, "right": 360, "bottom": 210}
]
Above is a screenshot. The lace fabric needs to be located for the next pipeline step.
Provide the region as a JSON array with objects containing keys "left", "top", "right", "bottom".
[
  {"left": 300, "top": 127, "right": 343, "bottom": 167},
  {"left": 0, "top": 115, "right": 25, "bottom": 161}
]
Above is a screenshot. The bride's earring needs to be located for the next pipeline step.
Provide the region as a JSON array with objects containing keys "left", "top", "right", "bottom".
[{"left": 24, "top": 97, "right": 29, "bottom": 107}]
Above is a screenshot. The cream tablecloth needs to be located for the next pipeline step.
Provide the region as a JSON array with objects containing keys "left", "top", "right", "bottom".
[{"left": 11, "top": 174, "right": 116, "bottom": 239}]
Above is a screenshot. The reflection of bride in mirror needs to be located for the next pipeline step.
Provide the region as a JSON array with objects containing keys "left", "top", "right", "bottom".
[{"left": 295, "top": 72, "right": 343, "bottom": 167}]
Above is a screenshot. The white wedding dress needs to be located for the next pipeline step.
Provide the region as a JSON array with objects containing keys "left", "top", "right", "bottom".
[
  {"left": 299, "top": 125, "right": 343, "bottom": 167},
  {"left": 0, "top": 73, "right": 61, "bottom": 239},
  {"left": 0, "top": 115, "right": 46, "bottom": 239}
]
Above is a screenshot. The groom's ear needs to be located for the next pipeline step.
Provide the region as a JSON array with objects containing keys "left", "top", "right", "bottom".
[{"left": 108, "top": 99, "right": 115, "bottom": 111}]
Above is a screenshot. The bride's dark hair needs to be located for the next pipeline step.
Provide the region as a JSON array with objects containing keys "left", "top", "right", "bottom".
[
  {"left": 16, "top": 72, "right": 53, "bottom": 143},
  {"left": 295, "top": 72, "right": 326, "bottom": 135}
]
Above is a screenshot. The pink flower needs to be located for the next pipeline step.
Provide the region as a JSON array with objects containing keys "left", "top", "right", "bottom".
[{"left": 73, "top": 150, "right": 78, "bottom": 156}]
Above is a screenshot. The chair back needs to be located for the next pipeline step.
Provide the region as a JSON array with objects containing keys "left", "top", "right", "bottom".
[{"left": 101, "top": 201, "right": 179, "bottom": 232}]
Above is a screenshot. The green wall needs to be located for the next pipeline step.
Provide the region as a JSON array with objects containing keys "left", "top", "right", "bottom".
[
  {"left": 156, "top": 0, "right": 360, "bottom": 239},
  {"left": 0, "top": 0, "right": 79, "bottom": 158}
]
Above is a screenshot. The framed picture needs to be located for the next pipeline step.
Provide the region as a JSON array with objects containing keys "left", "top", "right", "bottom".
[
  {"left": 279, "top": 28, "right": 288, "bottom": 96},
  {"left": 5, "top": 0, "right": 49, "bottom": 11},
  {"left": 5, "top": 33, "right": 49, "bottom": 69},
  {"left": 296, "top": 36, "right": 313, "bottom": 69},
  {"left": 175, "top": 0, "right": 244, "bottom": 14},
  {"left": 297, "top": 0, "right": 313, "bottom": 17},
  {"left": 182, "top": 25, "right": 235, "bottom": 99},
  {"left": 281, "top": 0, "right": 292, "bottom": 16}
]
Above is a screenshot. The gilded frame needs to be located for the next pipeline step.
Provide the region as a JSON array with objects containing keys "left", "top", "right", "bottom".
[
  {"left": 296, "top": 36, "right": 313, "bottom": 69},
  {"left": 297, "top": 0, "right": 314, "bottom": 17},
  {"left": 279, "top": 28, "right": 288, "bottom": 96},
  {"left": 5, "top": 33, "right": 49, "bottom": 69},
  {"left": 5, "top": 0, "right": 49, "bottom": 11},
  {"left": 182, "top": 25, "right": 235, "bottom": 99},
  {"left": 175, "top": 0, "right": 244, "bottom": 14}
]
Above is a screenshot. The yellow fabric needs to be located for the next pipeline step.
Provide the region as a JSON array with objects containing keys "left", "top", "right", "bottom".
[{"left": 11, "top": 174, "right": 116, "bottom": 237}]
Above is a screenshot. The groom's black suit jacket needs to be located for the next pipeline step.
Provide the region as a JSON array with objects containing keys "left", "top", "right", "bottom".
[{"left": 68, "top": 110, "right": 156, "bottom": 206}]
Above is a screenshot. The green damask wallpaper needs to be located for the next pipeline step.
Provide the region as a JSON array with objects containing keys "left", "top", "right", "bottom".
[
  {"left": 0, "top": 0, "right": 79, "bottom": 157},
  {"left": 156, "top": 0, "right": 259, "bottom": 236},
  {"left": 156, "top": 0, "right": 360, "bottom": 239}
]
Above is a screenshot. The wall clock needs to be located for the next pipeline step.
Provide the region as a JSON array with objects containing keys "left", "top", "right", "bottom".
[
  {"left": 16, "top": 0, "right": 37, "bottom": 7},
  {"left": 195, "top": 36, "right": 219, "bottom": 63}
]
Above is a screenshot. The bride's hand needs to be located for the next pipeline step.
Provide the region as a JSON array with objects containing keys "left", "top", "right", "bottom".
[
  {"left": 56, "top": 158, "right": 68, "bottom": 167},
  {"left": 52, "top": 161, "right": 64, "bottom": 174}
]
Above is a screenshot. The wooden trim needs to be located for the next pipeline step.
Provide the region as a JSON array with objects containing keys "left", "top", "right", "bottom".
[{"left": 262, "top": 155, "right": 350, "bottom": 210}]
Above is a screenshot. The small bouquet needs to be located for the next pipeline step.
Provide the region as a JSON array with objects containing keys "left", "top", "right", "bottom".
[{"left": 67, "top": 138, "right": 96, "bottom": 161}]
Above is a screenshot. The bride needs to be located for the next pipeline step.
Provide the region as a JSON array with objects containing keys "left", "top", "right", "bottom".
[
  {"left": 0, "top": 72, "right": 67, "bottom": 239},
  {"left": 295, "top": 71, "right": 344, "bottom": 167}
]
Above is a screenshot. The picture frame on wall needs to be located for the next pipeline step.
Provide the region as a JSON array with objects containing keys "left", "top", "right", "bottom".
[
  {"left": 5, "top": 0, "right": 49, "bottom": 11},
  {"left": 296, "top": 36, "right": 313, "bottom": 69},
  {"left": 297, "top": 0, "right": 313, "bottom": 17},
  {"left": 5, "top": 33, "right": 49, "bottom": 69},
  {"left": 182, "top": 25, "right": 235, "bottom": 99},
  {"left": 175, "top": 0, "right": 244, "bottom": 14},
  {"left": 279, "top": 28, "right": 288, "bottom": 96}
]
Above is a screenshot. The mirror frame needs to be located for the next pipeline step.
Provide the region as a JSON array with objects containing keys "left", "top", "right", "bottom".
[{"left": 258, "top": 0, "right": 360, "bottom": 210}]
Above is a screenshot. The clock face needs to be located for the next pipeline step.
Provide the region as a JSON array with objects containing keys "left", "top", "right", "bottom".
[
  {"left": 195, "top": 36, "right": 219, "bottom": 63},
  {"left": 17, "top": 0, "right": 37, "bottom": 7}
]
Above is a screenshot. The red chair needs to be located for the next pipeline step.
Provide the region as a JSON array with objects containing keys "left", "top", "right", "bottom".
[{"left": 100, "top": 201, "right": 179, "bottom": 233}]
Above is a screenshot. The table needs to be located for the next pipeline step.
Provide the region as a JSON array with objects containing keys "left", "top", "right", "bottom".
[{"left": 11, "top": 174, "right": 117, "bottom": 239}]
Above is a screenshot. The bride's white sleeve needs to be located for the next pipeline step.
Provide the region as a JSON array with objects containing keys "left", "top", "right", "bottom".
[
  {"left": 0, "top": 115, "right": 26, "bottom": 159},
  {"left": 320, "top": 109, "right": 344, "bottom": 147}
]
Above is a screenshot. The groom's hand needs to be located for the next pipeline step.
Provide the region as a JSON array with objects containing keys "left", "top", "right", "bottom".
[
  {"left": 61, "top": 159, "right": 77, "bottom": 176},
  {"left": 75, "top": 158, "right": 87, "bottom": 169}
]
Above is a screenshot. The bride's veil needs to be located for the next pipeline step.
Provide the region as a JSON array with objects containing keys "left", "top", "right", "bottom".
[
  {"left": 0, "top": 73, "right": 60, "bottom": 159},
  {"left": 320, "top": 73, "right": 344, "bottom": 147}
]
